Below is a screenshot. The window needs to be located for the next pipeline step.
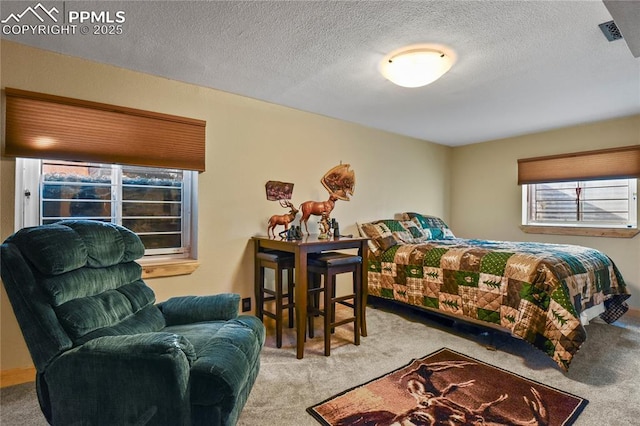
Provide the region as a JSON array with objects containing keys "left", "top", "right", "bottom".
[
  {"left": 522, "top": 178, "right": 637, "bottom": 228},
  {"left": 16, "top": 158, "right": 197, "bottom": 259},
  {"left": 5, "top": 89, "right": 204, "bottom": 271},
  {"left": 518, "top": 146, "right": 640, "bottom": 236}
]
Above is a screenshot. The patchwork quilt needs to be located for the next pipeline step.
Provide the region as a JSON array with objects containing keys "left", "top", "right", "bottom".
[{"left": 360, "top": 214, "right": 630, "bottom": 370}]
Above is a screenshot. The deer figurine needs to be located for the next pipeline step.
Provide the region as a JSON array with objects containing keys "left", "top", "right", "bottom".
[
  {"left": 267, "top": 200, "right": 299, "bottom": 238},
  {"left": 299, "top": 193, "right": 338, "bottom": 235}
]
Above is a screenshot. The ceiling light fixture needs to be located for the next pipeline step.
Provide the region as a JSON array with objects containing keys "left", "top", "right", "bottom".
[{"left": 380, "top": 44, "right": 456, "bottom": 88}]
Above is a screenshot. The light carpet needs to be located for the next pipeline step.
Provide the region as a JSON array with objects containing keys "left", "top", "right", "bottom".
[{"left": 2, "top": 304, "right": 639, "bottom": 425}]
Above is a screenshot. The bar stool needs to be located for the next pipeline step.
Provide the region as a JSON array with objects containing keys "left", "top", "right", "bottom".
[
  {"left": 307, "top": 252, "right": 362, "bottom": 356},
  {"left": 256, "top": 250, "right": 295, "bottom": 348}
]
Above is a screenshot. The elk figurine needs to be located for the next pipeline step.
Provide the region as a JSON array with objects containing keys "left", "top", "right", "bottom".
[
  {"left": 299, "top": 193, "right": 338, "bottom": 235},
  {"left": 267, "top": 200, "right": 299, "bottom": 238}
]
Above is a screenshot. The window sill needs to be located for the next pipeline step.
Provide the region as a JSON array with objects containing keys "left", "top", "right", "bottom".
[
  {"left": 138, "top": 258, "right": 200, "bottom": 279},
  {"left": 520, "top": 225, "right": 639, "bottom": 238}
]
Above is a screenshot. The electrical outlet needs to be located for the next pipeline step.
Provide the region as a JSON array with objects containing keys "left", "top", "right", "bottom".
[{"left": 241, "top": 297, "right": 251, "bottom": 312}]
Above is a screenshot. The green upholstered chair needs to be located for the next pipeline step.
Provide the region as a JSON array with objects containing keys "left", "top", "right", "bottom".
[{"left": 1, "top": 220, "right": 265, "bottom": 426}]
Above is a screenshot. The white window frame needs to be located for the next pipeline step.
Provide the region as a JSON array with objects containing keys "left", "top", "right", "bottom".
[
  {"left": 15, "top": 158, "right": 198, "bottom": 260},
  {"left": 522, "top": 178, "right": 637, "bottom": 229}
]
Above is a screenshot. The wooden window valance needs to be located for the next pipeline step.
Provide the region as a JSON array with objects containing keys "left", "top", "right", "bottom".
[
  {"left": 517, "top": 145, "right": 640, "bottom": 185},
  {"left": 3, "top": 88, "right": 206, "bottom": 172}
]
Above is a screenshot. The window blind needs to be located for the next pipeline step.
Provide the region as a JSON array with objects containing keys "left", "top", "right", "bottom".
[
  {"left": 517, "top": 145, "right": 640, "bottom": 185},
  {"left": 3, "top": 88, "right": 206, "bottom": 172}
]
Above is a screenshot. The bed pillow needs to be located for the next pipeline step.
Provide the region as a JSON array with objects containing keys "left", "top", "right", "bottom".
[
  {"left": 357, "top": 221, "right": 398, "bottom": 255},
  {"left": 356, "top": 222, "right": 380, "bottom": 255},
  {"left": 395, "top": 220, "right": 428, "bottom": 244},
  {"left": 402, "top": 212, "right": 455, "bottom": 240},
  {"left": 373, "top": 219, "right": 427, "bottom": 245}
]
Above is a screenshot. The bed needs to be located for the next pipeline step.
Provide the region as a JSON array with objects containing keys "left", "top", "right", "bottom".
[{"left": 357, "top": 213, "right": 631, "bottom": 370}]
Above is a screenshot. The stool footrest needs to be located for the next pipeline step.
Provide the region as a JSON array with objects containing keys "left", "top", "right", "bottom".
[
  {"left": 337, "top": 301, "right": 355, "bottom": 309},
  {"left": 331, "top": 317, "right": 356, "bottom": 328},
  {"left": 332, "top": 294, "right": 355, "bottom": 303},
  {"left": 262, "top": 290, "right": 293, "bottom": 298},
  {"left": 262, "top": 311, "right": 277, "bottom": 320}
]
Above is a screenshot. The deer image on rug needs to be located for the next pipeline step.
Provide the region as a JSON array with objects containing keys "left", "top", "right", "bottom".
[
  {"left": 308, "top": 348, "right": 587, "bottom": 426},
  {"left": 337, "top": 361, "right": 548, "bottom": 425}
]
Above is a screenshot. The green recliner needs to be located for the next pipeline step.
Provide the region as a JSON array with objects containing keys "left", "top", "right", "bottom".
[{"left": 1, "top": 220, "right": 265, "bottom": 425}]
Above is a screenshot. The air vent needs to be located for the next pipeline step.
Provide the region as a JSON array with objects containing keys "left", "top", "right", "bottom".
[{"left": 599, "top": 20, "right": 623, "bottom": 41}]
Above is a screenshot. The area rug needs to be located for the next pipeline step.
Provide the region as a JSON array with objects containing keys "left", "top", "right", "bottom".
[{"left": 307, "top": 348, "right": 587, "bottom": 426}]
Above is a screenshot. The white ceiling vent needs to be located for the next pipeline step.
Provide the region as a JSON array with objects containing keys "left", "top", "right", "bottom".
[{"left": 599, "top": 20, "right": 623, "bottom": 41}]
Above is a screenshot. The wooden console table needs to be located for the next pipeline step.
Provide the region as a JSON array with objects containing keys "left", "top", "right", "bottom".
[{"left": 252, "top": 234, "right": 369, "bottom": 359}]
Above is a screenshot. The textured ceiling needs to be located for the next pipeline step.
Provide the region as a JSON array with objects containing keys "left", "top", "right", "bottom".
[{"left": 1, "top": 0, "right": 639, "bottom": 146}]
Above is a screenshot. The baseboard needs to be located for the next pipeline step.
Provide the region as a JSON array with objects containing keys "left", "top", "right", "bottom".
[
  {"left": 625, "top": 307, "right": 640, "bottom": 320},
  {"left": 0, "top": 366, "right": 36, "bottom": 388}
]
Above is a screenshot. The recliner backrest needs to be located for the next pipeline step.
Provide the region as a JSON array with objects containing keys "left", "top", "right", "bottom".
[{"left": 1, "top": 220, "right": 165, "bottom": 371}]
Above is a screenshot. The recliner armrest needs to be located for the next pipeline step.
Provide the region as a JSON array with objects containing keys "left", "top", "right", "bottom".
[
  {"left": 158, "top": 293, "right": 241, "bottom": 326},
  {"left": 78, "top": 332, "right": 197, "bottom": 364},
  {"left": 45, "top": 332, "right": 197, "bottom": 425},
  {"left": 188, "top": 316, "right": 265, "bottom": 406}
]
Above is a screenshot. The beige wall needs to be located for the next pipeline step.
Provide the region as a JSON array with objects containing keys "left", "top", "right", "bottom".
[
  {"left": 450, "top": 115, "right": 640, "bottom": 309},
  {"left": 0, "top": 41, "right": 452, "bottom": 370},
  {"left": 2, "top": 41, "right": 638, "bottom": 373}
]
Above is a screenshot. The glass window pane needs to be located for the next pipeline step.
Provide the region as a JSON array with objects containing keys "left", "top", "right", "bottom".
[
  {"left": 42, "top": 161, "right": 113, "bottom": 220},
  {"left": 581, "top": 199, "right": 629, "bottom": 213},
  {"left": 43, "top": 200, "right": 111, "bottom": 218},
  {"left": 139, "top": 234, "right": 182, "bottom": 249},
  {"left": 582, "top": 212, "right": 629, "bottom": 221},
  {"left": 42, "top": 183, "right": 112, "bottom": 200},
  {"left": 534, "top": 212, "right": 576, "bottom": 222},
  {"left": 537, "top": 182, "right": 577, "bottom": 190},
  {"left": 527, "top": 178, "right": 634, "bottom": 226},
  {"left": 121, "top": 164, "right": 184, "bottom": 252},
  {"left": 42, "top": 162, "right": 112, "bottom": 184},
  {"left": 123, "top": 186, "right": 182, "bottom": 202},
  {"left": 582, "top": 186, "right": 629, "bottom": 200},
  {"left": 123, "top": 218, "right": 182, "bottom": 233},
  {"left": 535, "top": 188, "right": 576, "bottom": 200},
  {"left": 37, "top": 160, "right": 192, "bottom": 257},
  {"left": 120, "top": 166, "right": 185, "bottom": 253},
  {"left": 122, "top": 166, "right": 183, "bottom": 188},
  {"left": 122, "top": 202, "right": 181, "bottom": 217}
]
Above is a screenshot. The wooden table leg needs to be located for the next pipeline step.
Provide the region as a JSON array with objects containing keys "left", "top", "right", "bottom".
[
  {"left": 254, "top": 241, "right": 263, "bottom": 321},
  {"left": 360, "top": 241, "right": 368, "bottom": 337},
  {"left": 294, "top": 247, "right": 308, "bottom": 359}
]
